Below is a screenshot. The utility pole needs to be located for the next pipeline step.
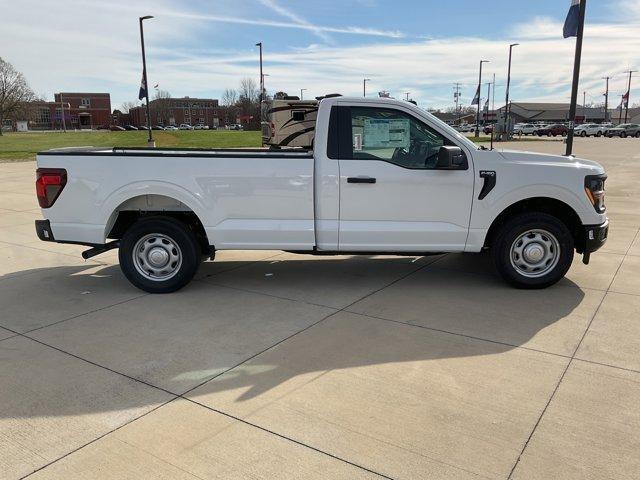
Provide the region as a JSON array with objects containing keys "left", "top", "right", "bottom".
[
  {"left": 139, "top": 15, "right": 154, "bottom": 146},
  {"left": 255, "top": 42, "right": 263, "bottom": 125},
  {"left": 59, "top": 93, "right": 67, "bottom": 133},
  {"left": 363, "top": 78, "right": 370, "bottom": 97},
  {"left": 565, "top": 0, "right": 586, "bottom": 156},
  {"left": 583, "top": 91, "right": 587, "bottom": 120},
  {"left": 404, "top": 92, "right": 410, "bottom": 101},
  {"left": 300, "top": 88, "right": 306, "bottom": 100},
  {"left": 624, "top": 70, "right": 636, "bottom": 123},
  {"left": 453, "top": 83, "right": 461, "bottom": 125},
  {"left": 505, "top": 43, "right": 519, "bottom": 136},
  {"left": 602, "top": 76, "right": 610, "bottom": 122},
  {"left": 475, "top": 60, "right": 489, "bottom": 137}
]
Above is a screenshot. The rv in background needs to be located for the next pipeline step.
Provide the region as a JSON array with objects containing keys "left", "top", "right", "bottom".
[{"left": 262, "top": 93, "right": 340, "bottom": 148}]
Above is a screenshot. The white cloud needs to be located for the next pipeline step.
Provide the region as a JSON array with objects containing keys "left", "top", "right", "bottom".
[{"left": 1, "top": 0, "right": 638, "bottom": 110}]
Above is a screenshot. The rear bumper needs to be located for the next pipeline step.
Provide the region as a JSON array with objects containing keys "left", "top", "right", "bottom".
[
  {"left": 35, "top": 219, "right": 55, "bottom": 242},
  {"left": 583, "top": 219, "right": 609, "bottom": 254}
]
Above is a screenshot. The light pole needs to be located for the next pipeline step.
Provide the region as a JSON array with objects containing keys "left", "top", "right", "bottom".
[
  {"left": 475, "top": 60, "right": 489, "bottom": 137},
  {"left": 300, "top": 88, "right": 307, "bottom": 100},
  {"left": 139, "top": 15, "right": 154, "bottom": 146},
  {"left": 602, "top": 76, "right": 611, "bottom": 122},
  {"left": 363, "top": 78, "right": 370, "bottom": 97},
  {"left": 256, "top": 42, "right": 263, "bottom": 126},
  {"left": 624, "top": 70, "right": 636, "bottom": 123},
  {"left": 404, "top": 92, "right": 411, "bottom": 101},
  {"left": 583, "top": 91, "right": 587, "bottom": 120},
  {"left": 505, "top": 43, "right": 518, "bottom": 136},
  {"left": 59, "top": 94, "right": 68, "bottom": 133}
]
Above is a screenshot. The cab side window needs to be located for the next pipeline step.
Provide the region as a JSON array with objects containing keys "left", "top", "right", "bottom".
[{"left": 349, "top": 107, "right": 451, "bottom": 169}]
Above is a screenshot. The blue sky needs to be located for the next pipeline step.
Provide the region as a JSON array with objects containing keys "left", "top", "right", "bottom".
[{"left": 2, "top": 0, "right": 639, "bottom": 110}]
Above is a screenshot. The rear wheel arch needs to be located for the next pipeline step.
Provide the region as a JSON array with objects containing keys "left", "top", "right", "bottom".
[
  {"left": 106, "top": 194, "right": 211, "bottom": 254},
  {"left": 483, "top": 197, "right": 585, "bottom": 253}
]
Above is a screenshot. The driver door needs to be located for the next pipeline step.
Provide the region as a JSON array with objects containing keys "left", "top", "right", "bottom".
[{"left": 337, "top": 105, "right": 474, "bottom": 251}]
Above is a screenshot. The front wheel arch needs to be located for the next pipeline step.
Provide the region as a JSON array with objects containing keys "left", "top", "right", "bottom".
[{"left": 483, "top": 197, "right": 584, "bottom": 253}]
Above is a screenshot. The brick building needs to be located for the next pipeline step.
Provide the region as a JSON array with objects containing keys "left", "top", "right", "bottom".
[
  {"left": 129, "top": 97, "right": 219, "bottom": 128},
  {"left": 13, "top": 93, "right": 111, "bottom": 131}
]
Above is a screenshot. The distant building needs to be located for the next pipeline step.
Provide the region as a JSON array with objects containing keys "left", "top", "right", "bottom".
[
  {"left": 10, "top": 93, "right": 111, "bottom": 131},
  {"left": 129, "top": 96, "right": 219, "bottom": 127},
  {"left": 496, "top": 102, "right": 606, "bottom": 124},
  {"left": 431, "top": 111, "right": 476, "bottom": 125}
]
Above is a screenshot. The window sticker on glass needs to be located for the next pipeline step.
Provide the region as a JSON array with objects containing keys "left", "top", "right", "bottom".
[
  {"left": 353, "top": 133, "right": 363, "bottom": 151},
  {"left": 363, "top": 118, "right": 410, "bottom": 149}
]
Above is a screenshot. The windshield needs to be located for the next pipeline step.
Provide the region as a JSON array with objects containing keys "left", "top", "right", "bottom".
[{"left": 419, "top": 109, "right": 480, "bottom": 150}]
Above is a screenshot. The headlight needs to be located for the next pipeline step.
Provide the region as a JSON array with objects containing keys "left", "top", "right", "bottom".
[{"left": 584, "top": 174, "right": 606, "bottom": 213}]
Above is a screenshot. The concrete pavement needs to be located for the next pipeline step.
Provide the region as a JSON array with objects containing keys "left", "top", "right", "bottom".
[{"left": 1, "top": 137, "right": 639, "bottom": 479}]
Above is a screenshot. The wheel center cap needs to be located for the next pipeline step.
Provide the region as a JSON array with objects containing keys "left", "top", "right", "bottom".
[
  {"left": 523, "top": 243, "right": 545, "bottom": 263},
  {"left": 147, "top": 247, "right": 169, "bottom": 267}
]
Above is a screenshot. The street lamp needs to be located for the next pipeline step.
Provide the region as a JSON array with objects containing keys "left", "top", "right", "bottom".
[
  {"left": 300, "top": 88, "right": 307, "bottom": 100},
  {"left": 504, "top": 43, "right": 518, "bottom": 136},
  {"left": 256, "top": 42, "right": 263, "bottom": 125},
  {"left": 475, "top": 60, "right": 490, "bottom": 137},
  {"left": 139, "top": 15, "right": 154, "bottom": 146},
  {"left": 363, "top": 78, "right": 370, "bottom": 97}
]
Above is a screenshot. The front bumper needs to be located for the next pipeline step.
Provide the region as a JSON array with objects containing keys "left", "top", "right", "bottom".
[{"left": 581, "top": 219, "right": 609, "bottom": 264}]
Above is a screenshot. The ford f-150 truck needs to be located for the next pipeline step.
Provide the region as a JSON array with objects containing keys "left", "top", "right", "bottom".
[{"left": 34, "top": 97, "right": 608, "bottom": 293}]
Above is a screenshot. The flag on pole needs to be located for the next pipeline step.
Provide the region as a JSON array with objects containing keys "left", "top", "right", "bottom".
[
  {"left": 138, "top": 74, "right": 147, "bottom": 101},
  {"left": 471, "top": 85, "right": 480, "bottom": 105},
  {"left": 563, "top": 0, "right": 581, "bottom": 38},
  {"left": 621, "top": 90, "right": 629, "bottom": 108},
  {"left": 483, "top": 97, "right": 489, "bottom": 112}
]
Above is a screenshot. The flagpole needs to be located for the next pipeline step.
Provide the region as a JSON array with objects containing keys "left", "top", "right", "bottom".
[
  {"left": 139, "top": 16, "right": 154, "bottom": 146},
  {"left": 565, "top": 0, "right": 586, "bottom": 156}
]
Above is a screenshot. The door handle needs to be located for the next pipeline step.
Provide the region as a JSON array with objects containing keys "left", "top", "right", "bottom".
[{"left": 347, "top": 176, "right": 376, "bottom": 184}]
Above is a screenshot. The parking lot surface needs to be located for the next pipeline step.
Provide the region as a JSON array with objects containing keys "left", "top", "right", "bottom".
[{"left": 1, "top": 138, "right": 639, "bottom": 479}]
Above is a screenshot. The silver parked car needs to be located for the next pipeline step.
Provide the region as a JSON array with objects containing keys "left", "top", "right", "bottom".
[{"left": 606, "top": 123, "right": 640, "bottom": 138}]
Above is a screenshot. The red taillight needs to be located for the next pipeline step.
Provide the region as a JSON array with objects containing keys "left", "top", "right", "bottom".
[{"left": 36, "top": 168, "right": 67, "bottom": 208}]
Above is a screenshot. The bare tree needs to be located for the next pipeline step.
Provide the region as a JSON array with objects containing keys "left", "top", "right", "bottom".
[
  {"left": 238, "top": 77, "right": 259, "bottom": 104},
  {"left": 221, "top": 88, "right": 238, "bottom": 106},
  {"left": 120, "top": 101, "right": 138, "bottom": 114},
  {"left": 152, "top": 89, "right": 172, "bottom": 125},
  {"left": 238, "top": 78, "right": 260, "bottom": 129},
  {"left": 0, "top": 57, "right": 36, "bottom": 135}
]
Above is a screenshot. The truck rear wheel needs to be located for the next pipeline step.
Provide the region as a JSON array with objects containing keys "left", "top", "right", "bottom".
[
  {"left": 119, "top": 217, "right": 200, "bottom": 293},
  {"left": 492, "top": 212, "right": 574, "bottom": 289}
]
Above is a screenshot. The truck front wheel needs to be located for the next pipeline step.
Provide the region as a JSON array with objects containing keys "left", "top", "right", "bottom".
[
  {"left": 119, "top": 217, "right": 200, "bottom": 293},
  {"left": 492, "top": 213, "right": 574, "bottom": 289}
]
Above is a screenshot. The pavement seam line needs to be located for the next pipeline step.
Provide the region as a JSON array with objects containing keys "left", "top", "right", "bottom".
[
  {"left": 10, "top": 256, "right": 438, "bottom": 480},
  {"left": 185, "top": 398, "right": 395, "bottom": 480},
  {"left": 506, "top": 226, "right": 640, "bottom": 479},
  {"left": 19, "top": 397, "right": 181, "bottom": 480}
]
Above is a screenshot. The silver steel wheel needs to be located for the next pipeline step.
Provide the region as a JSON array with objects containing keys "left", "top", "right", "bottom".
[
  {"left": 510, "top": 229, "right": 560, "bottom": 278},
  {"left": 132, "top": 233, "right": 182, "bottom": 281}
]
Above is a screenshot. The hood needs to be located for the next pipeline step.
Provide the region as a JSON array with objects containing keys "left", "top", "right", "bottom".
[{"left": 497, "top": 149, "right": 604, "bottom": 173}]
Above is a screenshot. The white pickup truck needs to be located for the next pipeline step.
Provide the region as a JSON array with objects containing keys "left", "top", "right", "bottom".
[{"left": 35, "top": 97, "right": 608, "bottom": 293}]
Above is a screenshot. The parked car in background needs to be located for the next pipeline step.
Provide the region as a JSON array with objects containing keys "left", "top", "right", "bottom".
[
  {"left": 179, "top": 124, "right": 194, "bottom": 130},
  {"left": 194, "top": 124, "right": 207, "bottom": 130},
  {"left": 110, "top": 125, "right": 125, "bottom": 131},
  {"left": 165, "top": 125, "right": 178, "bottom": 131},
  {"left": 574, "top": 124, "right": 606, "bottom": 137},
  {"left": 152, "top": 125, "right": 165, "bottom": 131},
  {"left": 229, "top": 124, "right": 243, "bottom": 131},
  {"left": 123, "top": 125, "right": 138, "bottom": 131},
  {"left": 606, "top": 123, "right": 640, "bottom": 138},
  {"left": 482, "top": 124, "right": 494, "bottom": 135},
  {"left": 536, "top": 124, "right": 568, "bottom": 137},
  {"left": 515, "top": 123, "right": 537, "bottom": 135},
  {"left": 454, "top": 124, "right": 472, "bottom": 132}
]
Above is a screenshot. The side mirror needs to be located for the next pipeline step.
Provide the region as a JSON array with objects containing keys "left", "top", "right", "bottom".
[{"left": 436, "top": 146, "right": 468, "bottom": 170}]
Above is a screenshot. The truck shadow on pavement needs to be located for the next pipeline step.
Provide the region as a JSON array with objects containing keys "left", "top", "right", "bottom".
[{"left": 0, "top": 253, "right": 586, "bottom": 417}]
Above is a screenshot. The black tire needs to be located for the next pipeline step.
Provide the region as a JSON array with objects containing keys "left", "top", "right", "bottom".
[
  {"left": 596, "top": 131, "right": 602, "bottom": 137},
  {"left": 492, "top": 212, "right": 574, "bottom": 289},
  {"left": 119, "top": 216, "right": 201, "bottom": 293},
  {"left": 621, "top": 132, "right": 627, "bottom": 138},
  {"left": 635, "top": 131, "right": 640, "bottom": 138},
  {"left": 580, "top": 131, "right": 587, "bottom": 137}
]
